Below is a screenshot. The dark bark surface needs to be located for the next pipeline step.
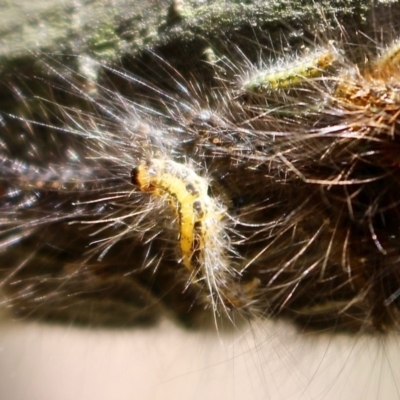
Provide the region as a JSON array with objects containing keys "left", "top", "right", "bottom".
[{"left": 0, "top": 1, "right": 388, "bottom": 62}]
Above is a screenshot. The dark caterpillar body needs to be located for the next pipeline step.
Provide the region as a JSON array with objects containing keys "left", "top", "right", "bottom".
[{"left": 2, "top": 5, "right": 400, "bottom": 333}]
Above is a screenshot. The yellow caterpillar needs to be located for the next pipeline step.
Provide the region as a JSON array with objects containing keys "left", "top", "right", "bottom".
[
  {"left": 131, "top": 158, "right": 258, "bottom": 314},
  {"left": 131, "top": 158, "right": 225, "bottom": 274}
]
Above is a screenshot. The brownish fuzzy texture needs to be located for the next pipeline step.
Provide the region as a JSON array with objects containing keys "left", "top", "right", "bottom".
[{"left": 3, "top": 4, "right": 400, "bottom": 334}]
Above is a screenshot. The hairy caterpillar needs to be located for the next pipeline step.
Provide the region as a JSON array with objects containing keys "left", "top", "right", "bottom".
[
  {"left": 131, "top": 157, "right": 233, "bottom": 313},
  {"left": 131, "top": 158, "right": 227, "bottom": 277},
  {"left": 2, "top": 1, "right": 400, "bottom": 337},
  {"left": 239, "top": 45, "right": 340, "bottom": 94},
  {"left": 131, "top": 158, "right": 259, "bottom": 315}
]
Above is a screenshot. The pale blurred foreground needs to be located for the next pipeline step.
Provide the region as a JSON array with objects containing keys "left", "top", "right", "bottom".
[{"left": 0, "top": 312, "right": 399, "bottom": 400}]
